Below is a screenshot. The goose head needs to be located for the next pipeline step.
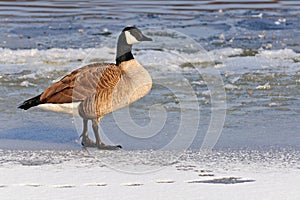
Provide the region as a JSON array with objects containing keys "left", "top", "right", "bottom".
[
  {"left": 122, "top": 26, "right": 152, "bottom": 44},
  {"left": 116, "top": 26, "right": 152, "bottom": 65}
]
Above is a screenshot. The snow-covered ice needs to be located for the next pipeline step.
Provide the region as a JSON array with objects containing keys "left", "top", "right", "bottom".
[{"left": 0, "top": 149, "right": 299, "bottom": 200}]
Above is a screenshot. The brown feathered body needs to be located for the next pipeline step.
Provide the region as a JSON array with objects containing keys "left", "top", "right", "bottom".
[{"left": 36, "top": 59, "right": 152, "bottom": 119}]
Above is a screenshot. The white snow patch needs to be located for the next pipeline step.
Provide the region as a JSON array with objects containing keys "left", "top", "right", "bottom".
[
  {"left": 20, "top": 81, "right": 36, "bottom": 87},
  {"left": 225, "top": 83, "right": 240, "bottom": 90},
  {"left": 268, "top": 102, "right": 282, "bottom": 107},
  {"left": 0, "top": 150, "right": 299, "bottom": 200},
  {"left": 256, "top": 82, "right": 271, "bottom": 90}
]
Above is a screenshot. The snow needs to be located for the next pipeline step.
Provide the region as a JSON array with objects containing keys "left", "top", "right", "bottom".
[
  {"left": 256, "top": 82, "right": 271, "bottom": 90},
  {"left": 0, "top": 149, "right": 299, "bottom": 200}
]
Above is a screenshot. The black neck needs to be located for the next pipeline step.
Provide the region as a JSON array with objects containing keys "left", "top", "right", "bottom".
[
  {"left": 116, "top": 33, "right": 134, "bottom": 66},
  {"left": 116, "top": 51, "right": 134, "bottom": 66}
]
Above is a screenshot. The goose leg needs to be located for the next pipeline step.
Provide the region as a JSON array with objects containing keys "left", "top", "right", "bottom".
[
  {"left": 81, "top": 119, "right": 97, "bottom": 147},
  {"left": 91, "top": 118, "right": 122, "bottom": 150}
]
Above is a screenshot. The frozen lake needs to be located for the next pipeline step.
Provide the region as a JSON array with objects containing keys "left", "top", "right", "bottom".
[{"left": 0, "top": 1, "right": 300, "bottom": 199}]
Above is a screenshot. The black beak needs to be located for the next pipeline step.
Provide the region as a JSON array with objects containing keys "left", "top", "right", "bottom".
[{"left": 141, "top": 34, "right": 152, "bottom": 41}]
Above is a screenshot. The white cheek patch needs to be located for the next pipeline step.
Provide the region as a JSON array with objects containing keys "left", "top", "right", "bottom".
[{"left": 125, "top": 31, "right": 139, "bottom": 44}]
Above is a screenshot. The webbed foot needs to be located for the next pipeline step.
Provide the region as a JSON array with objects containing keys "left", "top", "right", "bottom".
[
  {"left": 97, "top": 143, "right": 122, "bottom": 150},
  {"left": 81, "top": 137, "right": 97, "bottom": 147}
]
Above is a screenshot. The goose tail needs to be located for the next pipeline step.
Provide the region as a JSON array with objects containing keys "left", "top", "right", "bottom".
[{"left": 18, "top": 94, "right": 42, "bottom": 110}]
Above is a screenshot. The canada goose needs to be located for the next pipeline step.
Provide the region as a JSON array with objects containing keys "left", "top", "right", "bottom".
[{"left": 18, "top": 26, "right": 153, "bottom": 150}]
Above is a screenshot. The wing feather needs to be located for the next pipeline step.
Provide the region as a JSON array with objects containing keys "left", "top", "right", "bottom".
[{"left": 40, "top": 63, "right": 122, "bottom": 104}]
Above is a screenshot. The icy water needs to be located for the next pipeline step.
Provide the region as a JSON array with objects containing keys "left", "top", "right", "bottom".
[{"left": 0, "top": 0, "right": 300, "bottom": 153}]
